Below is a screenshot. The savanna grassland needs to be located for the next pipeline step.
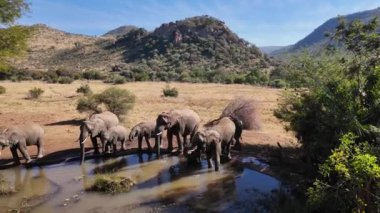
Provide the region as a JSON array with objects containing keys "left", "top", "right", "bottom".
[{"left": 0, "top": 81, "right": 296, "bottom": 161}]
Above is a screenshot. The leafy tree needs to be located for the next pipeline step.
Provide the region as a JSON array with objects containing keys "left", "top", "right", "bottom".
[
  {"left": 307, "top": 133, "right": 380, "bottom": 212},
  {"left": 0, "top": 0, "right": 29, "bottom": 24},
  {"left": 0, "top": 0, "right": 31, "bottom": 72},
  {"left": 275, "top": 16, "right": 380, "bottom": 212}
]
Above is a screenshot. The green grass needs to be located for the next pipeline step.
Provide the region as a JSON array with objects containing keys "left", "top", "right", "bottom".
[{"left": 86, "top": 174, "right": 135, "bottom": 194}]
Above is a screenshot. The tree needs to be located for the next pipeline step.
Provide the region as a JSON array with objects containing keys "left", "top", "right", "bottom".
[
  {"left": 0, "top": 0, "right": 29, "bottom": 25},
  {"left": 307, "top": 133, "right": 380, "bottom": 212},
  {"left": 275, "top": 16, "right": 380, "bottom": 213},
  {"left": 0, "top": 0, "right": 31, "bottom": 74}
]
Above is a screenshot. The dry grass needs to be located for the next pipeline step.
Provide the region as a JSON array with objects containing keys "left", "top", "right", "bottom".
[{"left": 0, "top": 81, "right": 297, "bottom": 159}]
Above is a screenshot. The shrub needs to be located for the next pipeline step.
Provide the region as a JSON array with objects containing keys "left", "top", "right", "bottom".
[
  {"left": 162, "top": 85, "right": 178, "bottom": 97},
  {"left": 76, "top": 87, "right": 135, "bottom": 118},
  {"left": 269, "top": 79, "right": 287, "bottom": 88},
  {"left": 76, "top": 95, "right": 101, "bottom": 114},
  {"left": 28, "top": 87, "right": 44, "bottom": 99},
  {"left": 86, "top": 174, "right": 134, "bottom": 194},
  {"left": 103, "top": 74, "right": 125, "bottom": 84},
  {"left": 0, "top": 86, "right": 5, "bottom": 94},
  {"left": 82, "top": 70, "right": 107, "bottom": 80},
  {"left": 96, "top": 87, "right": 135, "bottom": 117},
  {"left": 76, "top": 84, "right": 92, "bottom": 95},
  {"left": 58, "top": 76, "right": 74, "bottom": 84},
  {"left": 307, "top": 133, "right": 380, "bottom": 212}
]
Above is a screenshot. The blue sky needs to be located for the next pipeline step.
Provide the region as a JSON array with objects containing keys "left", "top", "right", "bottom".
[{"left": 18, "top": 0, "right": 380, "bottom": 46}]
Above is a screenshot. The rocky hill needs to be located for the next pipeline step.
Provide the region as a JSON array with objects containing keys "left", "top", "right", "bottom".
[
  {"left": 102, "top": 25, "right": 138, "bottom": 37},
  {"left": 273, "top": 7, "right": 380, "bottom": 56},
  {"left": 12, "top": 16, "right": 272, "bottom": 74}
]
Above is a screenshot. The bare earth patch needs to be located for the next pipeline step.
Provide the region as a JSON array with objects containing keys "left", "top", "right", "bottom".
[{"left": 0, "top": 81, "right": 297, "bottom": 163}]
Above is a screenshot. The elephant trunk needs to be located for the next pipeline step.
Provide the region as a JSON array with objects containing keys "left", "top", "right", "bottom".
[{"left": 79, "top": 124, "right": 90, "bottom": 163}]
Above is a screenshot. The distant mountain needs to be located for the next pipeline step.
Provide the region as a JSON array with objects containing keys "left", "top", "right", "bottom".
[
  {"left": 273, "top": 7, "right": 380, "bottom": 56},
  {"left": 259, "top": 46, "right": 285, "bottom": 54},
  {"left": 102, "top": 25, "right": 138, "bottom": 37},
  {"left": 12, "top": 16, "right": 272, "bottom": 73}
]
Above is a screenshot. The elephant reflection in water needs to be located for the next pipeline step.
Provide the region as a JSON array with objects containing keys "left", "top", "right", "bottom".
[
  {"left": 138, "top": 153, "right": 153, "bottom": 164},
  {"left": 4, "top": 167, "right": 55, "bottom": 210}
]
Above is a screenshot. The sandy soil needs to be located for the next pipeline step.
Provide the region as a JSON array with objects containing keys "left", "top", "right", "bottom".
[{"left": 0, "top": 81, "right": 297, "bottom": 165}]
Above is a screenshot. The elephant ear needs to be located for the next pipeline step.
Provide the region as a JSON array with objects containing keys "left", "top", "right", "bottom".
[
  {"left": 8, "top": 133, "right": 21, "bottom": 147},
  {"left": 84, "top": 121, "right": 94, "bottom": 131}
]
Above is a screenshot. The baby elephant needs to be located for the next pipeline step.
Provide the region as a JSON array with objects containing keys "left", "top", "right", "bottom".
[
  {"left": 0, "top": 123, "right": 44, "bottom": 164},
  {"left": 129, "top": 121, "right": 156, "bottom": 152},
  {"left": 188, "top": 129, "right": 222, "bottom": 171},
  {"left": 100, "top": 125, "right": 129, "bottom": 154}
]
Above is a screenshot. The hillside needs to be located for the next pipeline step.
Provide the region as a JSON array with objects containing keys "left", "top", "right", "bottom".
[
  {"left": 103, "top": 25, "right": 139, "bottom": 37},
  {"left": 273, "top": 7, "right": 380, "bottom": 56},
  {"left": 11, "top": 16, "right": 272, "bottom": 76},
  {"left": 259, "top": 46, "right": 285, "bottom": 54}
]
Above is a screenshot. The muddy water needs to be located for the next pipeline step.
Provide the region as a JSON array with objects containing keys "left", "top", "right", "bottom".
[{"left": 0, "top": 154, "right": 284, "bottom": 213}]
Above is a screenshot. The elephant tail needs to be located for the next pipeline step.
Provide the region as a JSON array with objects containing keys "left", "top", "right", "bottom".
[
  {"left": 229, "top": 116, "right": 243, "bottom": 141},
  {"left": 220, "top": 97, "right": 260, "bottom": 130}
]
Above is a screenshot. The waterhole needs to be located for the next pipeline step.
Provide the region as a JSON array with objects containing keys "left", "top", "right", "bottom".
[{"left": 0, "top": 154, "right": 287, "bottom": 212}]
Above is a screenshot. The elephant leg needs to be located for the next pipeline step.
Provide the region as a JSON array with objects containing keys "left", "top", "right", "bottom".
[
  {"left": 19, "top": 143, "right": 32, "bottom": 164},
  {"left": 138, "top": 136, "right": 143, "bottom": 152},
  {"left": 226, "top": 140, "right": 234, "bottom": 160},
  {"left": 91, "top": 137, "right": 100, "bottom": 154},
  {"left": 36, "top": 138, "right": 44, "bottom": 158},
  {"left": 167, "top": 130, "right": 173, "bottom": 152},
  {"left": 214, "top": 144, "right": 221, "bottom": 171},
  {"left": 10, "top": 146, "right": 20, "bottom": 165},
  {"left": 121, "top": 139, "right": 126, "bottom": 150},
  {"left": 145, "top": 136, "right": 152, "bottom": 151},
  {"left": 182, "top": 134, "right": 188, "bottom": 149},
  {"left": 175, "top": 133, "right": 183, "bottom": 154},
  {"left": 207, "top": 150, "right": 213, "bottom": 169},
  {"left": 112, "top": 139, "right": 117, "bottom": 155}
]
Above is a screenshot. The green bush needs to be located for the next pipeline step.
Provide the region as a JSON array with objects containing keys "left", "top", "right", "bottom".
[
  {"left": 76, "top": 95, "right": 101, "bottom": 114},
  {"left": 77, "top": 87, "right": 135, "bottom": 118},
  {"left": 82, "top": 70, "right": 107, "bottom": 80},
  {"left": 86, "top": 174, "right": 134, "bottom": 194},
  {"left": 58, "top": 76, "right": 74, "bottom": 84},
  {"left": 269, "top": 79, "right": 287, "bottom": 88},
  {"left": 0, "top": 86, "right": 5, "bottom": 94},
  {"left": 103, "top": 74, "right": 125, "bottom": 84},
  {"left": 307, "top": 133, "right": 380, "bottom": 212},
  {"left": 162, "top": 85, "right": 178, "bottom": 97},
  {"left": 96, "top": 87, "right": 135, "bottom": 117},
  {"left": 76, "top": 84, "right": 92, "bottom": 95},
  {"left": 28, "top": 87, "right": 44, "bottom": 99}
]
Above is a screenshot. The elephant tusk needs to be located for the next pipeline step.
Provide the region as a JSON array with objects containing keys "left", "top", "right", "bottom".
[
  {"left": 156, "top": 132, "right": 163, "bottom": 136},
  {"left": 80, "top": 136, "right": 89, "bottom": 144}
]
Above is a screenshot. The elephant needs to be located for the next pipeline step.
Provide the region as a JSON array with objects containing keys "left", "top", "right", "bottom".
[
  {"left": 187, "top": 116, "right": 242, "bottom": 166},
  {"left": 79, "top": 111, "right": 119, "bottom": 163},
  {"left": 155, "top": 109, "right": 201, "bottom": 154},
  {"left": 129, "top": 121, "right": 157, "bottom": 152},
  {"left": 100, "top": 125, "right": 129, "bottom": 154},
  {"left": 0, "top": 123, "right": 44, "bottom": 165},
  {"left": 187, "top": 129, "right": 222, "bottom": 171}
]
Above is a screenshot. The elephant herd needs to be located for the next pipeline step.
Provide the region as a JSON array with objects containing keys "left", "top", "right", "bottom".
[{"left": 0, "top": 109, "right": 243, "bottom": 171}]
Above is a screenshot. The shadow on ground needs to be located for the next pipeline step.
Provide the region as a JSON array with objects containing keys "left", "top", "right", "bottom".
[{"left": 45, "top": 119, "right": 84, "bottom": 126}]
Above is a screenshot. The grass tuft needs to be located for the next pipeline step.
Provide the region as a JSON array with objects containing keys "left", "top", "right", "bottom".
[{"left": 86, "top": 174, "right": 135, "bottom": 194}]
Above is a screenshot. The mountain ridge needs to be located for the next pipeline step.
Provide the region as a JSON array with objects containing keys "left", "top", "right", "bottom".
[
  {"left": 12, "top": 15, "right": 272, "bottom": 74},
  {"left": 273, "top": 7, "right": 380, "bottom": 56}
]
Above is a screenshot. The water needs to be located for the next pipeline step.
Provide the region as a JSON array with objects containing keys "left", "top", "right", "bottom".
[{"left": 0, "top": 154, "right": 285, "bottom": 213}]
